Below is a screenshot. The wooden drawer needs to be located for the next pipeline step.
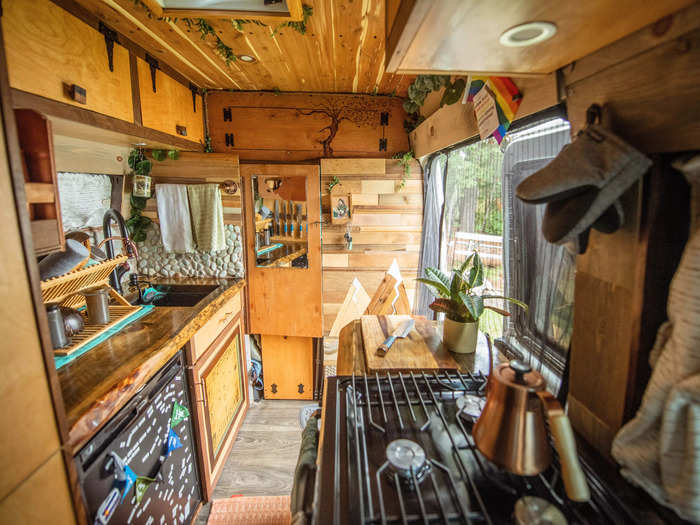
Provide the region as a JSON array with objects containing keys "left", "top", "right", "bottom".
[
  {"left": 188, "top": 318, "right": 247, "bottom": 500},
  {"left": 3, "top": 0, "right": 133, "bottom": 122},
  {"left": 138, "top": 58, "right": 204, "bottom": 143},
  {"left": 190, "top": 292, "right": 242, "bottom": 362}
]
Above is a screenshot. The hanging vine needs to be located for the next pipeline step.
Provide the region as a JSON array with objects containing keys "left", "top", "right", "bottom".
[{"left": 403, "top": 75, "right": 467, "bottom": 132}]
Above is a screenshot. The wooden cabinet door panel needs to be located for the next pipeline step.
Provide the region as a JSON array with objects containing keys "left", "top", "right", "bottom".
[
  {"left": 242, "top": 164, "right": 323, "bottom": 337},
  {"left": 189, "top": 316, "right": 248, "bottom": 500},
  {"left": 4, "top": 0, "right": 133, "bottom": 122},
  {"left": 138, "top": 58, "right": 204, "bottom": 143},
  {"left": 261, "top": 335, "right": 314, "bottom": 400}
]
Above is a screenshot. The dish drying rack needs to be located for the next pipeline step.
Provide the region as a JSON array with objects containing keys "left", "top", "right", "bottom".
[{"left": 40, "top": 255, "right": 140, "bottom": 356}]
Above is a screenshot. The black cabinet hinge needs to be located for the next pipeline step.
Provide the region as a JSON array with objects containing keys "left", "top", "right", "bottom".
[
  {"left": 225, "top": 133, "right": 235, "bottom": 147},
  {"left": 380, "top": 112, "right": 389, "bottom": 126},
  {"left": 145, "top": 54, "right": 159, "bottom": 93},
  {"left": 298, "top": 383, "right": 304, "bottom": 394},
  {"left": 271, "top": 383, "right": 278, "bottom": 394},
  {"left": 379, "top": 138, "right": 387, "bottom": 151},
  {"left": 189, "top": 83, "right": 198, "bottom": 113},
  {"left": 223, "top": 107, "right": 232, "bottom": 121},
  {"left": 98, "top": 22, "right": 118, "bottom": 72}
]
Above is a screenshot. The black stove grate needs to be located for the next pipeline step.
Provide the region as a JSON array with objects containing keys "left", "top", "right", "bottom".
[{"left": 315, "top": 372, "right": 639, "bottom": 525}]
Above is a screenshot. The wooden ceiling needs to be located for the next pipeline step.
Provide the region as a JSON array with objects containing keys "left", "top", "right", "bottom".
[{"left": 67, "top": 0, "right": 414, "bottom": 94}]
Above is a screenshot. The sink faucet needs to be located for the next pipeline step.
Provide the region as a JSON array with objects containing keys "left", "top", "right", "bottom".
[{"left": 102, "top": 208, "right": 136, "bottom": 295}]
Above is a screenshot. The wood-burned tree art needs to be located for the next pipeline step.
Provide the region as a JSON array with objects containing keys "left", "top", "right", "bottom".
[{"left": 298, "top": 96, "right": 383, "bottom": 157}]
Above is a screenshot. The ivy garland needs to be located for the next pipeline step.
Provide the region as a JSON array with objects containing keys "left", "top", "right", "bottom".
[
  {"left": 403, "top": 75, "right": 468, "bottom": 133},
  {"left": 393, "top": 151, "right": 415, "bottom": 191},
  {"left": 129, "top": 0, "right": 313, "bottom": 68}
]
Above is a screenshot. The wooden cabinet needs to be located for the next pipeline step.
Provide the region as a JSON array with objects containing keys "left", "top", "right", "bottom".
[
  {"left": 138, "top": 57, "right": 204, "bottom": 144},
  {"left": 261, "top": 335, "right": 314, "bottom": 400},
  {"left": 3, "top": 0, "right": 133, "bottom": 122},
  {"left": 15, "top": 109, "right": 65, "bottom": 255},
  {"left": 187, "top": 290, "right": 248, "bottom": 500}
]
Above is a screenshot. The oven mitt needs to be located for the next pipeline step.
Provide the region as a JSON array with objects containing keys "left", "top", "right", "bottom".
[
  {"left": 516, "top": 124, "right": 651, "bottom": 205},
  {"left": 543, "top": 189, "right": 625, "bottom": 243}
]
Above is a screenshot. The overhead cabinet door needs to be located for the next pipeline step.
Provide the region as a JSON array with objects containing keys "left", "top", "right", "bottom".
[
  {"left": 138, "top": 58, "right": 204, "bottom": 144},
  {"left": 3, "top": 0, "right": 133, "bottom": 122}
]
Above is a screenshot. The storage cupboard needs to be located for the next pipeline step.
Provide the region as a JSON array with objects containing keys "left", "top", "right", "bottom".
[
  {"left": 3, "top": 0, "right": 134, "bottom": 123},
  {"left": 186, "top": 289, "right": 248, "bottom": 500},
  {"left": 138, "top": 57, "right": 204, "bottom": 144}
]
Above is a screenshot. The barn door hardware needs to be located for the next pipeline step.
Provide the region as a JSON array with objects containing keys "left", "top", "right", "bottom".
[
  {"left": 271, "top": 383, "right": 278, "bottom": 394},
  {"left": 298, "top": 383, "right": 305, "bottom": 394},
  {"left": 380, "top": 112, "right": 389, "bottom": 126},
  {"left": 98, "top": 22, "right": 118, "bottom": 72},
  {"left": 189, "top": 83, "right": 198, "bottom": 113},
  {"left": 225, "top": 133, "right": 235, "bottom": 147},
  {"left": 176, "top": 125, "right": 187, "bottom": 137},
  {"left": 379, "top": 138, "right": 387, "bottom": 151},
  {"left": 223, "top": 107, "right": 232, "bottom": 121},
  {"left": 145, "top": 54, "right": 159, "bottom": 93}
]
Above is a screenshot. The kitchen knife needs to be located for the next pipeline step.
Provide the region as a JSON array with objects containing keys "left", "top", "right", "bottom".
[
  {"left": 377, "top": 318, "right": 415, "bottom": 356},
  {"left": 274, "top": 200, "right": 280, "bottom": 236},
  {"left": 288, "top": 200, "right": 294, "bottom": 237},
  {"left": 282, "top": 202, "right": 287, "bottom": 235},
  {"left": 296, "top": 204, "right": 303, "bottom": 238}
]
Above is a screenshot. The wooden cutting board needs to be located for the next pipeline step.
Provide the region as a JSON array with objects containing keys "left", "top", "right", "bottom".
[{"left": 361, "top": 315, "right": 458, "bottom": 373}]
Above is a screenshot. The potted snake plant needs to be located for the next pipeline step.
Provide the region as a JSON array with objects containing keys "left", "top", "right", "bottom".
[{"left": 418, "top": 252, "right": 527, "bottom": 353}]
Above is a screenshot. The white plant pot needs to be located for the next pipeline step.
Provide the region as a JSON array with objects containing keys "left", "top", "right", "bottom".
[{"left": 443, "top": 318, "right": 479, "bottom": 354}]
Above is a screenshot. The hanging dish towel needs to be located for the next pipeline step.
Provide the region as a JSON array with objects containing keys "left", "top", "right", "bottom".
[
  {"left": 155, "top": 184, "right": 195, "bottom": 253},
  {"left": 187, "top": 184, "right": 226, "bottom": 252}
]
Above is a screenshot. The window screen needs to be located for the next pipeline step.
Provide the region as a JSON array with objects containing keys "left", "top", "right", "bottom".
[{"left": 501, "top": 118, "right": 574, "bottom": 381}]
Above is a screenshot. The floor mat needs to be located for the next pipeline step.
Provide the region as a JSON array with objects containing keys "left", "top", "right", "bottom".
[{"left": 207, "top": 496, "right": 291, "bottom": 525}]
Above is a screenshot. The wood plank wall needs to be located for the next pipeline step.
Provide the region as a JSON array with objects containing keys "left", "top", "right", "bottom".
[
  {"left": 320, "top": 158, "right": 423, "bottom": 335},
  {"left": 207, "top": 92, "right": 410, "bottom": 162}
]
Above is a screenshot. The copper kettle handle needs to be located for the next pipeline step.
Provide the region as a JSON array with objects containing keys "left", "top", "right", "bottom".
[{"left": 536, "top": 390, "right": 591, "bottom": 502}]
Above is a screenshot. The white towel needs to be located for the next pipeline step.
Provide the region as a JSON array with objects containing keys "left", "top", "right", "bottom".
[{"left": 155, "top": 184, "right": 195, "bottom": 253}]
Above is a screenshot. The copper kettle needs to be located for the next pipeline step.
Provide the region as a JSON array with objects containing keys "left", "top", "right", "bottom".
[{"left": 473, "top": 341, "right": 591, "bottom": 502}]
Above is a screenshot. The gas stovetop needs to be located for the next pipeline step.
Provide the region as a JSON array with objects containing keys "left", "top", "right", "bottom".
[{"left": 313, "top": 372, "right": 639, "bottom": 525}]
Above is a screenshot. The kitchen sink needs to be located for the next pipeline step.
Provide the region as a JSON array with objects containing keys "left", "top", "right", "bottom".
[{"left": 134, "top": 283, "right": 221, "bottom": 307}]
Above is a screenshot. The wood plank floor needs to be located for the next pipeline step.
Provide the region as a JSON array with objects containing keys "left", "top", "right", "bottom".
[{"left": 196, "top": 399, "right": 312, "bottom": 524}]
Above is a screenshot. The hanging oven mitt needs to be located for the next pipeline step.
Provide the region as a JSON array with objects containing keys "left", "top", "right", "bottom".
[{"left": 516, "top": 105, "right": 651, "bottom": 249}]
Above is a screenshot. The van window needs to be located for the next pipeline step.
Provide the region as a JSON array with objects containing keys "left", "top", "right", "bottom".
[{"left": 501, "top": 118, "right": 573, "bottom": 381}]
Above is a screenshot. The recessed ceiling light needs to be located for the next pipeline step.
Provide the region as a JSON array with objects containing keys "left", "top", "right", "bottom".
[
  {"left": 237, "top": 54, "right": 257, "bottom": 63},
  {"left": 499, "top": 22, "right": 557, "bottom": 47}
]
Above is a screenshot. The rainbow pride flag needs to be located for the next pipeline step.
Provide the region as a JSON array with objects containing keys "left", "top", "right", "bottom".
[{"left": 468, "top": 76, "right": 522, "bottom": 144}]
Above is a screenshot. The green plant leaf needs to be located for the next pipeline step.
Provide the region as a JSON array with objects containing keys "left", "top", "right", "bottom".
[
  {"left": 440, "top": 78, "right": 467, "bottom": 107},
  {"left": 130, "top": 195, "right": 148, "bottom": 211},
  {"left": 482, "top": 295, "right": 529, "bottom": 311},
  {"left": 450, "top": 269, "right": 466, "bottom": 301},
  {"left": 151, "top": 149, "right": 166, "bottom": 161},
  {"left": 459, "top": 292, "right": 483, "bottom": 321},
  {"left": 417, "top": 277, "right": 450, "bottom": 299},
  {"left": 457, "top": 253, "right": 475, "bottom": 275},
  {"left": 467, "top": 252, "right": 484, "bottom": 288},
  {"left": 484, "top": 305, "right": 511, "bottom": 317},
  {"left": 429, "top": 298, "right": 468, "bottom": 322},
  {"left": 424, "top": 267, "right": 452, "bottom": 296},
  {"left": 167, "top": 150, "right": 180, "bottom": 160},
  {"left": 135, "top": 159, "right": 152, "bottom": 176}
]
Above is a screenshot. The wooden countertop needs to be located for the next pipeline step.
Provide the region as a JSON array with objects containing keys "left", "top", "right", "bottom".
[
  {"left": 58, "top": 278, "right": 245, "bottom": 453},
  {"left": 336, "top": 318, "right": 499, "bottom": 376}
]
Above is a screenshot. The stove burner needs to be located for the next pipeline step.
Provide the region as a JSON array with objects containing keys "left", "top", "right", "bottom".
[
  {"left": 456, "top": 393, "right": 485, "bottom": 420},
  {"left": 514, "top": 496, "right": 567, "bottom": 525},
  {"left": 386, "top": 439, "right": 430, "bottom": 485}
]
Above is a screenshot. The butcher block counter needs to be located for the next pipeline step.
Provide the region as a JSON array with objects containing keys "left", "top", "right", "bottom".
[
  {"left": 336, "top": 316, "right": 499, "bottom": 376},
  {"left": 57, "top": 278, "right": 245, "bottom": 453}
]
